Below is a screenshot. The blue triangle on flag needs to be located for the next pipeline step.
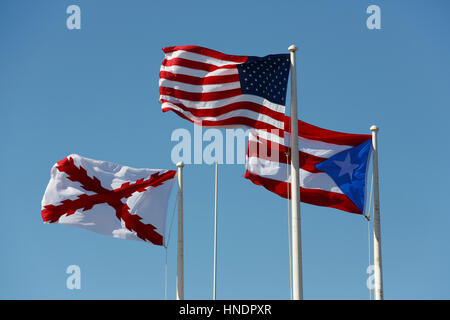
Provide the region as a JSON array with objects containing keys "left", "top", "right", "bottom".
[{"left": 315, "top": 140, "right": 372, "bottom": 212}]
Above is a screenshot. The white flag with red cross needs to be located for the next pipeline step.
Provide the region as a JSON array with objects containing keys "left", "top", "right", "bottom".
[{"left": 41, "top": 154, "right": 177, "bottom": 246}]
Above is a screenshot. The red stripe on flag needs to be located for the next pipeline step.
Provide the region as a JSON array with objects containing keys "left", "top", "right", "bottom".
[
  {"left": 160, "top": 99, "right": 285, "bottom": 123},
  {"left": 160, "top": 86, "right": 242, "bottom": 102},
  {"left": 162, "top": 58, "right": 237, "bottom": 73},
  {"left": 284, "top": 117, "right": 372, "bottom": 146},
  {"left": 162, "top": 107, "right": 282, "bottom": 131},
  {"left": 162, "top": 45, "right": 248, "bottom": 64},
  {"left": 243, "top": 171, "right": 362, "bottom": 214},
  {"left": 159, "top": 71, "right": 240, "bottom": 85},
  {"left": 247, "top": 139, "right": 326, "bottom": 173}
]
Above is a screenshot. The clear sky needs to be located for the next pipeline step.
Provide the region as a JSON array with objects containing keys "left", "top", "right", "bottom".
[{"left": 1, "top": 0, "right": 449, "bottom": 300}]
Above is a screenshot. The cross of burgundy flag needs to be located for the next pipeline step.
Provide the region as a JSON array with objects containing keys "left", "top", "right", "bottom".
[
  {"left": 159, "top": 45, "right": 290, "bottom": 131},
  {"left": 41, "top": 154, "right": 177, "bottom": 246},
  {"left": 245, "top": 117, "right": 372, "bottom": 214}
]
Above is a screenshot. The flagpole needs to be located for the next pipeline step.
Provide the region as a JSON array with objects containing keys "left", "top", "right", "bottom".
[
  {"left": 370, "top": 126, "right": 383, "bottom": 300},
  {"left": 176, "top": 162, "right": 184, "bottom": 300},
  {"left": 288, "top": 44, "right": 303, "bottom": 300},
  {"left": 213, "top": 161, "right": 218, "bottom": 300}
]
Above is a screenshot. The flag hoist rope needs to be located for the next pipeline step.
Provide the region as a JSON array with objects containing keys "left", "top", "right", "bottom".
[
  {"left": 163, "top": 187, "right": 179, "bottom": 300},
  {"left": 164, "top": 245, "right": 168, "bottom": 300},
  {"left": 364, "top": 171, "right": 374, "bottom": 300}
]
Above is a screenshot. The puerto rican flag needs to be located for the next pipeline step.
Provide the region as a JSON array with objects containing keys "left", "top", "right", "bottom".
[
  {"left": 159, "top": 45, "right": 290, "bottom": 131},
  {"left": 41, "top": 154, "right": 177, "bottom": 246},
  {"left": 245, "top": 117, "right": 373, "bottom": 214}
]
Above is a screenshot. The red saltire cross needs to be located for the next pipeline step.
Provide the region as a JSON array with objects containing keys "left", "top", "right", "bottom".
[{"left": 41, "top": 156, "right": 176, "bottom": 246}]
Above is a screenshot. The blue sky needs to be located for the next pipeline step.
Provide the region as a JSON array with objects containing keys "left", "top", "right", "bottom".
[{"left": 1, "top": 0, "right": 449, "bottom": 299}]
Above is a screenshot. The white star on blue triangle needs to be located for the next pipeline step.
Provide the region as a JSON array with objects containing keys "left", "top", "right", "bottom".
[
  {"left": 315, "top": 140, "right": 372, "bottom": 212},
  {"left": 334, "top": 153, "right": 360, "bottom": 181}
]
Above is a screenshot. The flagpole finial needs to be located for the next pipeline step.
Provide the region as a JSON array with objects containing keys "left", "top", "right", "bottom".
[
  {"left": 176, "top": 162, "right": 184, "bottom": 168},
  {"left": 370, "top": 125, "right": 379, "bottom": 132},
  {"left": 288, "top": 45, "right": 298, "bottom": 52}
]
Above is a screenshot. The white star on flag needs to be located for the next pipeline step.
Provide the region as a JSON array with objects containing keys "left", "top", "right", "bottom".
[{"left": 334, "top": 153, "right": 359, "bottom": 181}]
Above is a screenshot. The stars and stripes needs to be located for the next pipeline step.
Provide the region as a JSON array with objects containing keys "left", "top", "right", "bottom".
[
  {"left": 159, "top": 45, "right": 374, "bottom": 215},
  {"left": 159, "top": 45, "right": 290, "bottom": 131},
  {"left": 244, "top": 117, "right": 373, "bottom": 214}
]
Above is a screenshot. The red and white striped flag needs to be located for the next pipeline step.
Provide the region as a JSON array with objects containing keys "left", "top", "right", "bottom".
[
  {"left": 41, "top": 154, "right": 177, "bottom": 246},
  {"left": 159, "top": 45, "right": 290, "bottom": 131},
  {"left": 244, "top": 117, "right": 373, "bottom": 214}
]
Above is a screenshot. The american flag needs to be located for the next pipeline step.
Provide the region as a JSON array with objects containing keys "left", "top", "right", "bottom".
[
  {"left": 244, "top": 117, "right": 373, "bottom": 214},
  {"left": 159, "top": 45, "right": 290, "bottom": 131}
]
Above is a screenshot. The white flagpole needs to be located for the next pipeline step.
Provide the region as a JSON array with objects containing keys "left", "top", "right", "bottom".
[
  {"left": 370, "top": 126, "right": 384, "bottom": 300},
  {"left": 213, "top": 161, "right": 218, "bottom": 300},
  {"left": 288, "top": 44, "right": 303, "bottom": 300},
  {"left": 176, "top": 162, "right": 184, "bottom": 300}
]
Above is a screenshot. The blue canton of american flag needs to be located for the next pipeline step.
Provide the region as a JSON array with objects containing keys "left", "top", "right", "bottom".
[
  {"left": 237, "top": 54, "right": 290, "bottom": 106},
  {"left": 159, "top": 45, "right": 290, "bottom": 131}
]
